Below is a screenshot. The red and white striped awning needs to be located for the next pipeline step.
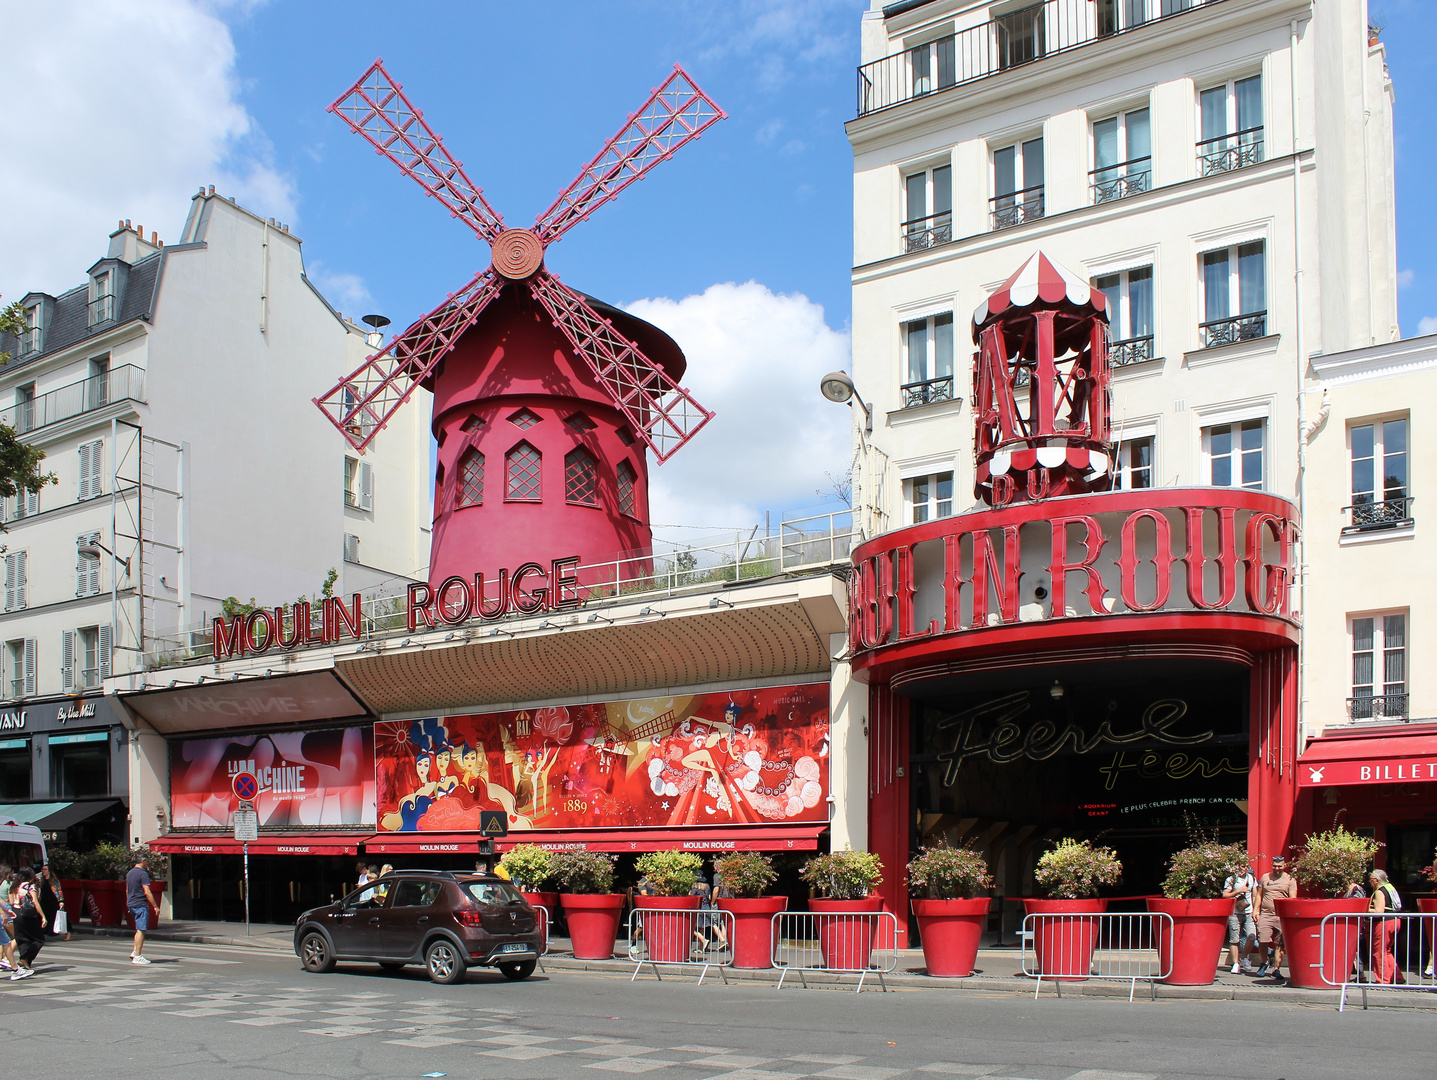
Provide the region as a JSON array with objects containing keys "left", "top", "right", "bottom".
[{"left": 972, "top": 251, "right": 1106, "bottom": 332}]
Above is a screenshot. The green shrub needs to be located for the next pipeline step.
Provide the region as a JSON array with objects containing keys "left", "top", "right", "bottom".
[
  {"left": 550, "top": 850, "right": 616, "bottom": 895},
  {"left": 1160, "top": 827, "right": 1250, "bottom": 899},
  {"left": 713, "top": 852, "right": 777, "bottom": 898},
  {"left": 1290, "top": 826, "right": 1381, "bottom": 899},
  {"left": 1034, "top": 838, "right": 1122, "bottom": 900},
  {"left": 498, "top": 844, "right": 553, "bottom": 892},
  {"left": 634, "top": 851, "right": 703, "bottom": 896},
  {"left": 906, "top": 845, "right": 993, "bottom": 900},
  {"left": 800, "top": 848, "right": 883, "bottom": 900},
  {"left": 45, "top": 844, "right": 84, "bottom": 879}
]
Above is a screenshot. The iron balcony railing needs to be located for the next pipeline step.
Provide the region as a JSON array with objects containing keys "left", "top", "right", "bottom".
[
  {"left": 1090, "top": 157, "right": 1152, "bottom": 204},
  {"left": 1110, "top": 334, "right": 1155, "bottom": 367},
  {"left": 87, "top": 294, "right": 114, "bottom": 326},
  {"left": 1343, "top": 497, "right": 1414, "bottom": 534},
  {"left": 902, "top": 211, "right": 953, "bottom": 253},
  {"left": 1199, "top": 311, "right": 1266, "bottom": 348},
  {"left": 901, "top": 376, "right": 955, "bottom": 408},
  {"left": 1348, "top": 693, "right": 1409, "bottom": 721},
  {"left": 1197, "top": 127, "right": 1265, "bottom": 176},
  {"left": 0, "top": 365, "right": 144, "bottom": 435},
  {"left": 991, "top": 185, "right": 1045, "bottom": 230},
  {"left": 856, "top": 0, "right": 1225, "bottom": 117}
]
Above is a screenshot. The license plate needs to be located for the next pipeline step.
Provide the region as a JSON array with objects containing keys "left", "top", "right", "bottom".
[{"left": 501, "top": 943, "right": 527, "bottom": 953}]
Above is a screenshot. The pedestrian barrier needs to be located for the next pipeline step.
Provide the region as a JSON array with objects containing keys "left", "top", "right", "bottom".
[
  {"left": 1020, "top": 912, "right": 1173, "bottom": 1001},
  {"left": 626, "top": 906, "right": 735, "bottom": 984},
  {"left": 770, "top": 911, "right": 900, "bottom": 992},
  {"left": 533, "top": 904, "right": 550, "bottom": 973},
  {"left": 1318, "top": 912, "right": 1437, "bottom": 1011}
]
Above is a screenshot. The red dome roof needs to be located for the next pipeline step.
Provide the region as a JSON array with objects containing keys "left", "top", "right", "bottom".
[{"left": 971, "top": 250, "right": 1108, "bottom": 340}]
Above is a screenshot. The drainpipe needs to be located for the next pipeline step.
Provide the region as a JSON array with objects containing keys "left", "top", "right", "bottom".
[{"left": 1291, "top": 17, "right": 1309, "bottom": 755}]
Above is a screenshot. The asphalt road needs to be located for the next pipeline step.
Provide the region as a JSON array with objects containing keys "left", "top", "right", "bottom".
[{"left": 1, "top": 937, "right": 1432, "bottom": 1080}]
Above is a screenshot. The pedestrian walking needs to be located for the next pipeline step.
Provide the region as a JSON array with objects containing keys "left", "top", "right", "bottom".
[
  {"left": 1253, "top": 855, "right": 1296, "bottom": 980},
  {"left": 1222, "top": 865, "right": 1258, "bottom": 973},
  {"left": 1368, "top": 869, "right": 1402, "bottom": 984},
  {"left": 1340, "top": 878, "right": 1369, "bottom": 980},
  {"left": 126, "top": 855, "right": 157, "bottom": 965},
  {"left": 37, "top": 864, "right": 68, "bottom": 940},
  {"left": 0, "top": 864, "right": 18, "bottom": 974},
  {"left": 9, "top": 868, "right": 46, "bottom": 980}
]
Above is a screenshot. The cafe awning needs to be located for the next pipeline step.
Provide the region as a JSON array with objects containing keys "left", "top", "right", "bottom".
[
  {"left": 493, "top": 824, "right": 829, "bottom": 854},
  {"left": 1296, "top": 728, "right": 1437, "bottom": 787},
  {"left": 0, "top": 800, "right": 122, "bottom": 832},
  {"left": 363, "top": 832, "right": 489, "bottom": 855},
  {"left": 148, "top": 833, "right": 365, "bottom": 856}
]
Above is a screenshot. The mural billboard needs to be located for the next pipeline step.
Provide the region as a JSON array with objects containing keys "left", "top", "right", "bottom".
[{"left": 374, "top": 684, "right": 830, "bottom": 833}]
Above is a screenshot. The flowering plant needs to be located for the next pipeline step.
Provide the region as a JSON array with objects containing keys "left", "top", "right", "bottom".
[
  {"left": 550, "top": 850, "right": 617, "bottom": 894},
  {"left": 713, "top": 852, "right": 777, "bottom": 898},
  {"left": 1289, "top": 826, "right": 1381, "bottom": 899},
  {"left": 1160, "top": 827, "right": 1251, "bottom": 900},
  {"left": 634, "top": 851, "right": 703, "bottom": 896},
  {"left": 498, "top": 844, "right": 553, "bottom": 892},
  {"left": 906, "top": 845, "right": 993, "bottom": 900},
  {"left": 1034, "top": 838, "right": 1122, "bottom": 900},
  {"left": 801, "top": 848, "right": 883, "bottom": 900}
]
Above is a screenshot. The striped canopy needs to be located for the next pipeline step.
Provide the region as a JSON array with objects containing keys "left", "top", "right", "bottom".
[{"left": 972, "top": 251, "right": 1107, "bottom": 338}]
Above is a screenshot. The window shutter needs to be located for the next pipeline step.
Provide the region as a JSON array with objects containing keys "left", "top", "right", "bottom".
[
  {"left": 77, "top": 531, "right": 101, "bottom": 597},
  {"left": 3, "top": 555, "right": 13, "bottom": 612},
  {"left": 12, "top": 551, "right": 24, "bottom": 610},
  {"left": 78, "top": 440, "right": 102, "bottom": 500},
  {"left": 62, "top": 629, "right": 76, "bottom": 693},
  {"left": 343, "top": 533, "right": 360, "bottom": 563},
  {"left": 98, "top": 623, "right": 112, "bottom": 679},
  {"left": 358, "top": 462, "right": 374, "bottom": 510},
  {"left": 78, "top": 442, "right": 92, "bottom": 500},
  {"left": 23, "top": 486, "right": 38, "bottom": 518},
  {"left": 22, "top": 638, "right": 35, "bottom": 698}
]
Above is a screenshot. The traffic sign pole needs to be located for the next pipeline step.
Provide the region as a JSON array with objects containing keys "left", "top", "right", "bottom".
[{"left": 244, "top": 841, "right": 250, "bottom": 936}]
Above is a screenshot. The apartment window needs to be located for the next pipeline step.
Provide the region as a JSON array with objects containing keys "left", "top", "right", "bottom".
[
  {"left": 6, "top": 638, "right": 35, "bottom": 699},
  {"left": 564, "top": 448, "right": 599, "bottom": 506},
  {"left": 343, "top": 533, "right": 360, "bottom": 564},
  {"left": 1198, "top": 74, "right": 1263, "bottom": 175},
  {"left": 62, "top": 624, "right": 110, "bottom": 694},
  {"left": 340, "top": 384, "right": 376, "bottom": 441},
  {"left": 0, "top": 739, "right": 30, "bottom": 799},
  {"left": 908, "top": 472, "right": 954, "bottom": 524},
  {"left": 17, "top": 306, "right": 40, "bottom": 357},
  {"left": 344, "top": 457, "right": 373, "bottom": 510},
  {"left": 1113, "top": 436, "right": 1155, "bottom": 490},
  {"left": 506, "top": 442, "right": 542, "bottom": 501},
  {"left": 78, "top": 439, "right": 104, "bottom": 500},
  {"left": 3, "top": 552, "right": 26, "bottom": 613},
  {"left": 1091, "top": 108, "right": 1151, "bottom": 203},
  {"left": 617, "top": 460, "right": 638, "bottom": 518},
  {"left": 902, "top": 314, "right": 955, "bottom": 407},
  {"left": 908, "top": 35, "right": 956, "bottom": 97},
  {"left": 903, "top": 165, "right": 952, "bottom": 252},
  {"left": 1347, "top": 419, "right": 1410, "bottom": 532},
  {"left": 991, "top": 137, "right": 1044, "bottom": 230},
  {"left": 1095, "top": 267, "right": 1155, "bottom": 366},
  {"left": 7, "top": 485, "right": 39, "bottom": 523},
  {"left": 1096, "top": 0, "right": 1154, "bottom": 35},
  {"left": 1351, "top": 613, "right": 1407, "bottom": 720},
  {"left": 1200, "top": 242, "right": 1266, "bottom": 346},
  {"left": 87, "top": 354, "right": 111, "bottom": 410},
  {"left": 88, "top": 270, "right": 114, "bottom": 326},
  {"left": 1205, "top": 419, "right": 1264, "bottom": 490},
  {"left": 15, "top": 384, "right": 35, "bottom": 435},
  {"left": 50, "top": 732, "right": 110, "bottom": 798},
  {"left": 457, "top": 448, "right": 485, "bottom": 507},
  {"left": 995, "top": 3, "right": 1045, "bottom": 70},
  {"left": 76, "top": 531, "right": 102, "bottom": 598}
]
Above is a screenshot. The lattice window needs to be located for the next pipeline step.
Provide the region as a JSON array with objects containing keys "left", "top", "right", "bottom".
[
  {"left": 565, "top": 448, "right": 599, "bottom": 505},
  {"left": 506, "top": 443, "right": 542, "bottom": 501},
  {"left": 617, "top": 428, "right": 635, "bottom": 446},
  {"left": 565, "top": 412, "right": 597, "bottom": 432},
  {"left": 508, "top": 408, "right": 541, "bottom": 430},
  {"left": 617, "top": 460, "right": 638, "bottom": 518},
  {"left": 458, "top": 449, "right": 485, "bottom": 506},
  {"left": 460, "top": 413, "right": 485, "bottom": 434}
]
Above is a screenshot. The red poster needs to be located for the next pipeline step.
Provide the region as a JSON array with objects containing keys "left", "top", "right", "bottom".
[
  {"left": 374, "top": 684, "right": 829, "bottom": 833},
  {"left": 170, "top": 727, "right": 376, "bottom": 828}
]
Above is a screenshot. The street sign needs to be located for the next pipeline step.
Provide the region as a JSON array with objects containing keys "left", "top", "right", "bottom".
[
  {"left": 479, "top": 810, "right": 509, "bottom": 837},
  {"left": 233, "top": 808, "right": 259, "bottom": 842},
  {"left": 232, "top": 772, "right": 259, "bottom": 802}
]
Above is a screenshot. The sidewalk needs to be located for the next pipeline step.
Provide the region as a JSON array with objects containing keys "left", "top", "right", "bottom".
[{"left": 70, "top": 918, "right": 1437, "bottom": 1006}]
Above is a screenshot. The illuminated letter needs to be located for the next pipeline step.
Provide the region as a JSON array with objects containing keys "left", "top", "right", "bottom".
[
  {"left": 966, "top": 525, "right": 1021, "bottom": 627},
  {"left": 1244, "top": 513, "right": 1289, "bottom": 615},
  {"left": 276, "top": 603, "right": 306, "bottom": 649},
  {"left": 475, "top": 570, "right": 510, "bottom": 620},
  {"left": 407, "top": 583, "right": 435, "bottom": 632},
  {"left": 1117, "top": 510, "right": 1173, "bottom": 612},
  {"left": 332, "top": 593, "right": 363, "bottom": 640},
  {"left": 550, "top": 556, "right": 581, "bottom": 610},
  {"left": 213, "top": 616, "right": 244, "bottom": 660},
  {"left": 244, "top": 609, "right": 276, "bottom": 653},
  {"left": 510, "top": 563, "right": 549, "bottom": 614},
  {"left": 433, "top": 576, "right": 472, "bottom": 626},
  {"left": 895, "top": 544, "right": 934, "bottom": 641},
  {"left": 1048, "top": 515, "right": 1108, "bottom": 617},
  {"left": 1183, "top": 506, "right": 1238, "bottom": 609}
]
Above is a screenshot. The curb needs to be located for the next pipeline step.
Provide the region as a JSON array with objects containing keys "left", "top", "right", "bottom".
[{"left": 70, "top": 926, "right": 292, "bottom": 952}]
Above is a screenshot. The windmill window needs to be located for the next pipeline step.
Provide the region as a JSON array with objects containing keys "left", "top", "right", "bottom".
[
  {"left": 508, "top": 408, "right": 541, "bottom": 430},
  {"left": 617, "top": 428, "right": 635, "bottom": 447},
  {"left": 564, "top": 449, "right": 599, "bottom": 506},
  {"left": 506, "top": 443, "right": 542, "bottom": 501},
  {"left": 565, "top": 412, "right": 597, "bottom": 432},
  {"left": 460, "top": 413, "right": 485, "bottom": 434},
  {"left": 458, "top": 449, "right": 485, "bottom": 506},
  {"left": 617, "top": 460, "right": 638, "bottom": 518}
]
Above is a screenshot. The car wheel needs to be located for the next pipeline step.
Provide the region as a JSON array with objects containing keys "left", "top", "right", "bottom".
[
  {"left": 499, "top": 959, "right": 536, "bottom": 981},
  {"left": 300, "top": 932, "right": 335, "bottom": 974},
  {"left": 425, "top": 939, "right": 465, "bottom": 984},
  {"left": 378, "top": 961, "right": 406, "bottom": 972}
]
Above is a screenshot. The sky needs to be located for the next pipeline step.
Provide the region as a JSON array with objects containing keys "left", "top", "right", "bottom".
[{"left": 1, "top": 0, "right": 1435, "bottom": 530}]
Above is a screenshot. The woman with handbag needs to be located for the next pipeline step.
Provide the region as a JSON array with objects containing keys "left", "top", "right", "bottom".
[
  {"left": 38, "top": 865, "right": 68, "bottom": 941},
  {"left": 9, "top": 868, "right": 46, "bottom": 980}
]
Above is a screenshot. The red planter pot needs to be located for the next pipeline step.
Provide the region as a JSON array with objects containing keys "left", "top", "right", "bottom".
[
  {"left": 810, "top": 897, "right": 880, "bottom": 972},
  {"left": 125, "top": 883, "right": 166, "bottom": 930},
  {"left": 718, "top": 896, "right": 786, "bottom": 969},
  {"left": 1147, "top": 897, "right": 1233, "bottom": 986},
  {"left": 83, "top": 880, "right": 124, "bottom": 927},
  {"left": 1275, "top": 897, "right": 1368, "bottom": 989},
  {"left": 59, "top": 880, "right": 86, "bottom": 919},
  {"left": 561, "top": 893, "right": 624, "bottom": 960},
  {"left": 634, "top": 895, "right": 702, "bottom": 963},
  {"left": 913, "top": 897, "right": 990, "bottom": 978},
  {"left": 521, "top": 891, "right": 560, "bottom": 915},
  {"left": 1025, "top": 898, "right": 1108, "bottom": 981}
]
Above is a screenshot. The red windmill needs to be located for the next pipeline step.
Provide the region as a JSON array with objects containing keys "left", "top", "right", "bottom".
[{"left": 313, "top": 60, "right": 724, "bottom": 594}]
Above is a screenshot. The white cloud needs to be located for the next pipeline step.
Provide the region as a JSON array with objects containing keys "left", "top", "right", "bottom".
[
  {"left": 0, "top": 0, "right": 295, "bottom": 301},
  {"left": 308, "top": 262, "right": 374, "bottom": 314},
  {"left": 1418, "top": 316, "right": 1437, "bottom": 336},
  {"left": 1397, "top": 268, "right": 1415, "bottom": 289},
  {"left": 626, "top": 282, "right": 853, "bottom": 532}
]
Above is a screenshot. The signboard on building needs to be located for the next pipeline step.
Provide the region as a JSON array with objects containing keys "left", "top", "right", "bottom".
[{"left": 374, "top": 683, "right": 830, "bottom": 834}]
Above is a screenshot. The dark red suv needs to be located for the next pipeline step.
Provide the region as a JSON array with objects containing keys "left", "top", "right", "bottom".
[{"left": 294, "top": 870, "right": 541, "bottom": 984}]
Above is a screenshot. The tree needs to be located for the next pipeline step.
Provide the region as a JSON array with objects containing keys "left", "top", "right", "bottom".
[{"left": 0, "top": 297, "right": 57, "bottom": 525}]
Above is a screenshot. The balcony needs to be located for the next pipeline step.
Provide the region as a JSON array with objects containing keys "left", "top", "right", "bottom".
[
  {"left": 856, "top": 0, "right": 1225, "bottom": 117},
  {"left": 1343, "top": 497, "right": 1414, "bottom": 535},
  {"left": 1348, "top": 694, "right": 1409, "bottom": 722},
  {"left": 1090, "top": 157, "right": 1152, "bottom": 204},
  {"left": 1199, "top": 311, "right": 1266, "bottom": 349},
  {"left": 901, "top": 376, "right": 955, "bottom": 408},
  {"left": 902, "top": 211, "right": 953, "bottom": 253},
  {"left": 1196, "top": 127, "right": 1264, "bottom": 176},
  {"left": 990, "top": 186, "right": 1045, "bottom": 231},
  {"left": 0, "top": 365, "right": 145, "bottom": 435},
  {"left": 1110, "top": 334, "right": 1155, "bottom": 367}
]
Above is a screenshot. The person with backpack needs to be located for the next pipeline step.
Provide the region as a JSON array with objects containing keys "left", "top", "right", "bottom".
[
  {"left": 9, "top": 868, "right": 46, "bottom": 980},
  {"left": 1368, "top": 869, "right": 1402, "bottom": 984}
]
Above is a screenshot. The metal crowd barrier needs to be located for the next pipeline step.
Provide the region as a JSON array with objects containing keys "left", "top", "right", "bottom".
[
  {"left": 533, "top": 904, "right": 550, "bottom": 973},
  {"left": 770, "top": 911, "right": 900, "bottom": 993},
  {"left": 626, "top": 907, "right": 735, "bottom": 985},
  {"left": 1319, "top": 912, "right": 1437, "bottom": 1011},
  {"left": 1020, "top": 912, "right": 1172, "bottom": 1001}
]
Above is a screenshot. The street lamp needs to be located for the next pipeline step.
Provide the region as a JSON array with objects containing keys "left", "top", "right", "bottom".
[
  {"left": 77, "top": 539, "right": 130, "bottom": 578},
  {"left": 819, "top": 371, "right": 872, "bottom": 434}
]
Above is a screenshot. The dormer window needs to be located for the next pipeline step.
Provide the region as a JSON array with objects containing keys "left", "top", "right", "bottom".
[
  {"left": 17, "top": 306, "right": 41, "bottom": 357},
  {"left": 89, "top": 270, "right": 114, "bottom": 326}
]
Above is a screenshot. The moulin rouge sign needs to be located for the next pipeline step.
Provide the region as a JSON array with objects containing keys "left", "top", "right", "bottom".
[
  {"left": 214, "top": 557, "right": 580, "bottom": 659},
  {"left": 849, "top": 491, "right": 1298, "bottom": 656}
]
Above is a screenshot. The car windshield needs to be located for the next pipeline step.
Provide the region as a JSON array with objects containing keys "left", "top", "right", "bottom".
[{"left": 464, "top": 881, "right": 525, "bottom": 906}]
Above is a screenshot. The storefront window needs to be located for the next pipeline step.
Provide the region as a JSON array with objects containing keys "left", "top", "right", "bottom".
[
  {"left": 50, "top": 732, "right": 110, "bottom": 797},
  {"left": 0, "top": 739, "right": 30, "bottom": 799}
]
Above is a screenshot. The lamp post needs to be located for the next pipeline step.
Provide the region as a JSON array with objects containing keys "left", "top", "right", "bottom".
[{"left": 819, "top": 371, "right": 886, "bottom": 540}]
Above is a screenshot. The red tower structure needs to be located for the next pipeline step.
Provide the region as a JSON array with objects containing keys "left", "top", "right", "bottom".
[
  {"left": 970, "top": 251, "right": 1114, "bottom": 506},
  {"left": 313, "top": 60, "right": 724, "bottom": 591}
]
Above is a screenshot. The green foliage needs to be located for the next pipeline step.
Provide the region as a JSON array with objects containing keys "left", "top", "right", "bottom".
[
  {"left": 550, "top": 850, "right": 616, "bottom": 895},
  {"left": 45, "top": 844, "right": 84, "bottom": 879},
  {"left": 800, "top": 847, "right": 883, "bottom": 900},
  {"left": 713, "top": 852, "right": 777, "bottom": 899},
  {"left": 498, "top": 844, "right": 553, "bottom": 892},
  {"left": 0, "top": 299, "right": 25, "bottom": 365},
  {"left": 320, "top": 567, "right": 339, "bottom": 599},
  {"left": 906, "top": 844, "right": 994, "bottom": 900},
  {"left": 70, "top": 842, "right": 167, "bottom": 881},
  {"left": 221, "top": 596, "right": 259, "bottom": 619},
  {"left": 634, "top": 851, "right": 703, "bottom": 896},
  {"left": 1034, "top": 838, "right": 1123, "bottom": 900},
  {"left": 1290, "top": 825, "right": 1381, "bottom": 899},
  {"left": 1160, "top": 826, "right": 1250, "bottom": 899}
]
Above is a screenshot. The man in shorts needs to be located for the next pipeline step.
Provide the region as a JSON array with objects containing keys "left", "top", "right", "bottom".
[
  {"left": 1223, "top": 864, "right": 1258, "bottom": 973},
  {"left": 126, "top": 856, "right": 157, "bottom": 965},
  {"left": 1254, "top": 855, "right": 1296, "bottom": 979}
]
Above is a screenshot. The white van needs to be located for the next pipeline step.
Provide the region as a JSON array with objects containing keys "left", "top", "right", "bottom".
[{"left": 0, "top": 819, "right": 47, "bottom": 873}]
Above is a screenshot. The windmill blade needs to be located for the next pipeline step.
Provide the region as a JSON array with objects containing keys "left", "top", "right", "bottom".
[
  {"left": 330, "top": 59, "right": 505, "bottom": 243},
  {"left": 532, "top": 65, "right": 725, "bottom": 245},
  {"left": 529, "top": 273, "right": 713, "bottom": 462},
  {"left": 315, "top": 268, "right": 505, "bottom": 453}
]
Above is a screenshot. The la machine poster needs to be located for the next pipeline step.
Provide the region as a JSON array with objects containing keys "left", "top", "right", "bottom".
[{"left": 374, "top": 684, "right": 830, "bottom": 833}]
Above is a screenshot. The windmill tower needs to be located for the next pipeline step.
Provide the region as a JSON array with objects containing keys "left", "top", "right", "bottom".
[{"left": 314, "top": 61, "right": 724, "bottom": 594}]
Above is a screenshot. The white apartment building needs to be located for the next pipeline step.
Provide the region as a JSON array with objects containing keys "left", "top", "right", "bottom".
[{"left": 0, "top": 190, "right": 430, "bottom": 834}]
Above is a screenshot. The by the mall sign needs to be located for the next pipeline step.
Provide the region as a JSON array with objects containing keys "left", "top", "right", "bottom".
[{"left": 849, "top": 489, "right": 1298, "bottom": 656}]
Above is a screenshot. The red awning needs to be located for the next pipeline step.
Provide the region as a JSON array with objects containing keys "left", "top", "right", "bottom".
[
  {"left": 363, "top": 832, "right": 488, "bottom": 855},
  {"left": 1296, "top": 730, "right": 1437, "bottom": 787},
  {"left": 149, "top": 833, "right": 364, "bottom": 856},
  {"left": 494, "top": 824, "right": 828, "bottom": 854}
]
